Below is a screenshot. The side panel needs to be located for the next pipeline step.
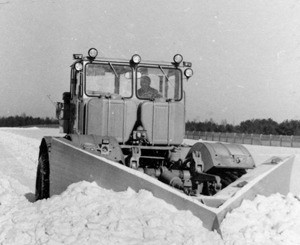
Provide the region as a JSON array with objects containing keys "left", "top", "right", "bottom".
[
  {"left": 141, "top": 102, "right": 184, "bottom": 145},
  {"left": 86, "top": 98, "right": 108, "bottom": 135},
  {"left": 86, "top": 98, "right": 137, "bottom": 143},
  {"left": 57, "top": 102, "right": 75, "bottom": 134},
  {"left": 141, "top": 102, "right": 168, "bottom": 144},
  {"left": 77, "top": 102, "right": 85, "bottom": 134},
  {"left": 123, "top": 100, "right": 138, "bottom": 141},
  {"left": 168, "top": 102, "right": 185, "bottom": 145}
]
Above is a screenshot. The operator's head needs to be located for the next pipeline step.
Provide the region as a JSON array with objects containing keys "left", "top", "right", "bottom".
[{"left": 140, "top": 76, "right": 151, "bottom": 89}]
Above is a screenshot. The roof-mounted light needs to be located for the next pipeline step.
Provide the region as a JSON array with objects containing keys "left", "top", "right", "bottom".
[
  {"left": 184, "top": 68, "right": 193, "bottom": 78},
  {"left": 75, "top": 62, "right": 83, "bottom": 71},
  {"left": 88, "top": 48, "right": 98, "bottom": 59},
  {"left": 183, "top": 61, "right": 192, "bottom": 67},
  {"left": 73, "top": 54, "right": 83, "bottom": 60},
  {"left": 131, "top": 54, "right": 141, "bottom": 64},
  {"left": 173, "top": 54, "right": 183, "bottom": 65}
]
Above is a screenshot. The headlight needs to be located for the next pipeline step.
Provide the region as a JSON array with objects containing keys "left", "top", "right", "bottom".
[
  {"left": 131, "top": 54, "right": 141, "bottom": 64},
  {"left": 184, "top": 68, "right": 193, "bottom": 78},
  {"left": 75, "top": 62, "right": 83, "bottom": 71},
  {"left": 173, "top": 54, "right": 183, "bottom": 64},
  {"left": 88, "top": 48, "right": 98, "bottom": 59},
  {"left": 133, "top": 129, "right": 147, "bottom": 141}
]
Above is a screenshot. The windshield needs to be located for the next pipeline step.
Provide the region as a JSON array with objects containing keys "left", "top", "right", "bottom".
[
  {"left": 85, "top": 63, "right": 132, "bottom": 97},
  {"left": 136, "top": 66, "right": 182, "bottom": 100}
]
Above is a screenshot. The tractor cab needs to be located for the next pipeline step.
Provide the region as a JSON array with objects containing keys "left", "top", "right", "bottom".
[{"left": 57, "top": 48, "right": 193, "bottom": 148}]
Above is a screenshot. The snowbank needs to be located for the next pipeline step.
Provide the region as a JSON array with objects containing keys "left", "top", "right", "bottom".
[{"left": 221, "top": 193, "right": 300, "bottom": 245}]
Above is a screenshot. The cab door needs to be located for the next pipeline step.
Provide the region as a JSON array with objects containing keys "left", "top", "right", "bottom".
[{"left": 69, "top": 68, "right": 85, "bottom": 134}]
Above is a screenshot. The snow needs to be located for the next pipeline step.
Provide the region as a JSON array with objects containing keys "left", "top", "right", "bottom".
[
  {"left": 220, "top": 193, "right": 300, "bottom": 245},
  {"left": 0, "top": 179, "right": 222, "bottom": 244},
  {"left": 0, "top": 127, "right": 300, "bottom": 244}
]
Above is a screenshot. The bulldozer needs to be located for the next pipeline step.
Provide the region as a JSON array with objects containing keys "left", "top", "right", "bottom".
[{"left": 35, "top": 48, "right": 295, "bottom": 231}]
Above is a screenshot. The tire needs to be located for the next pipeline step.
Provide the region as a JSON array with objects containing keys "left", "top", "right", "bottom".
[{"left": 35, "top": 146, "right": 50, "bottom": 200}]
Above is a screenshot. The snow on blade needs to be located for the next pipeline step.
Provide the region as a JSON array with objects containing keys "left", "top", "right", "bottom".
[{"left": 0, "top": 180, "right": 222, "bottom": 245}]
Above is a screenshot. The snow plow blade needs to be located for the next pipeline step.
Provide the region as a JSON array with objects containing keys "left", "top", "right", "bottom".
[{"left": 47, "top": 137, "right": 294, "bottom": 232}]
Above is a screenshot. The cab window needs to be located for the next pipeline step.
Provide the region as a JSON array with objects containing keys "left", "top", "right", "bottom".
[
  {"left": 85, "top": 63, "right": 132, "bottom": 98},
  {"left": 136, "top": 66, "right": 182, "bottom": 100},
  {"left": 70, "top": 69, "right": 82, "bottom": 98}
]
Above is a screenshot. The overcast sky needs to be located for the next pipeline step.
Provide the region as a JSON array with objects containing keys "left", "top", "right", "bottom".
[{"left": 1, "top": 0, "right": 300, "bottom": 124}]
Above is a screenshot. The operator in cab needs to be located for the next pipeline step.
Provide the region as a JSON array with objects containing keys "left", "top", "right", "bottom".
[{"left": 137, "top": 76, "right": 162, "bottom": 99}]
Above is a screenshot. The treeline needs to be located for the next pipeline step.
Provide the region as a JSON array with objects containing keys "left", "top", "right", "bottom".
[
  {"left": 0, "top": 114, "right": 58, "bottom": 127},
  {"left": 186, "top": 118, "right": 300, "bottom": 136},
  {"left": 2, "top": 114, "right": 300, "bottom": 136}
]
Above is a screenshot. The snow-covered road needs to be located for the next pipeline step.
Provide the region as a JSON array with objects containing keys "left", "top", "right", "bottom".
[{"left": 0, "top": 127, "right": 300, "bottom": 244}]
